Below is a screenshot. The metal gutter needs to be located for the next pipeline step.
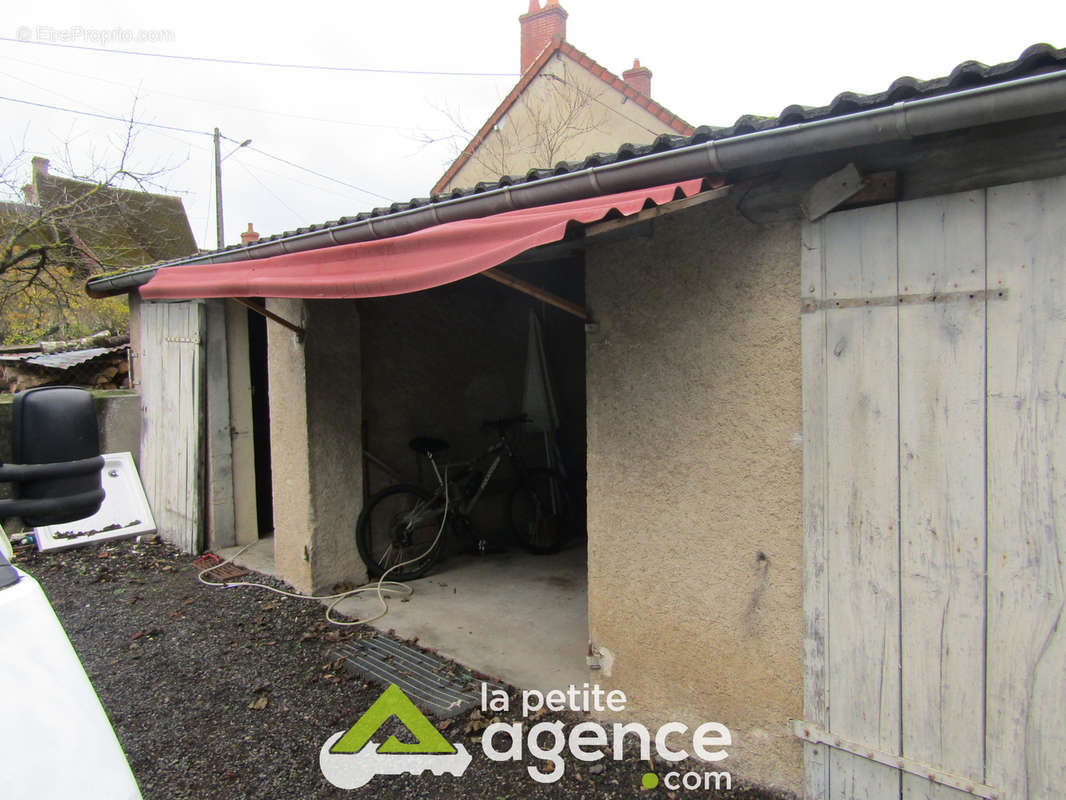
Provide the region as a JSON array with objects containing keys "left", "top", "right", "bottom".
[{"left": 87, "top": 68, "right": 1066, "bottom": 297}]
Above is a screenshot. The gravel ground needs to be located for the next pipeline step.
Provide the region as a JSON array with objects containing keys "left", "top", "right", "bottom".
[{"left": 13, "top": 537, "right": 790, "bottom": 800}]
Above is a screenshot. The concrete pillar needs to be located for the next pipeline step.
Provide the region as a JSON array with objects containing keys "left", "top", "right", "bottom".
[{"left": 266, "top": 298, "right": 366, "bottom": 594}]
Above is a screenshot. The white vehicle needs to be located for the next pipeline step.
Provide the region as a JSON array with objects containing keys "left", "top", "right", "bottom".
[
  {"left": 0, "top": 387, "right": 142, "bottom": 800},
  {"left": 0, "top": 549, "right": 142, "bottom": 799}
]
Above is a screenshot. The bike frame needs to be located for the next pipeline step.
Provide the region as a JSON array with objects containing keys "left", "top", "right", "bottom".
[{"left": 425, "top": 433, "right": 522, "bottom": 519}]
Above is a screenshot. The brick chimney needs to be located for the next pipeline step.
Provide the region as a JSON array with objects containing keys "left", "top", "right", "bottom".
[
  {"left": 520, "top": 0, "right": 567, "bottom": 74},
  {"left": 623, "top": 59, "right": 652, "bottom": 96},
  {"left": 240, "top": 223, "right": 260, "bottom": 245},
  {"left": 31, "top": 156, "right": 50, "bottom": 176}
]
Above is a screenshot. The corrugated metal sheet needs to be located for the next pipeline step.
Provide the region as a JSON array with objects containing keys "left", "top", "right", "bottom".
[{"left": 0, "top": 346, "right": 126, "bottom": 370}]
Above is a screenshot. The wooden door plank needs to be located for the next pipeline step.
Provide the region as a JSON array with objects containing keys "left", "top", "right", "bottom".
[
  {"left": 824, "top": 203, "right": 902, "bottom": 799},
  {"left": 206, "top": 299, "right": 236, "bottom": 549},
  {"left": 140, "top": 301, "right": 205, "bottom": 553},
  {"left": 225, "top": 299, "right": 259, "bottom": 546},
  {"left": 138, "top": 302, "right": 161, "bottom": 543},
  {"left": 986, "top": 175, "right": 1066, "bottom": 799},
  {"left": 802, "top": 218, "right": 831, "bottom": 800},
  {"left": 898, "top": 191, "right": 988, "bottom": 800},
  {"left": 187, "top": 301, "right": 205, "bottom": 553},
  {"left": 193, "top": 300, "right": 206, "bottom": 553},
  {"left": 167, "top": 303, "right": 188, "bottom": 547}
]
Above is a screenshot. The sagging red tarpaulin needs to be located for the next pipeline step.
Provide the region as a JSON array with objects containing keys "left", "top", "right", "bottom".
[{"left": 140, "top": 179, "right": 704, "bottom": 300}]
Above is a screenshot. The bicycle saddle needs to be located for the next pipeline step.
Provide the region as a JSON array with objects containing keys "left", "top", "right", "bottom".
[{"left": 409, "top": 436, "right": 449, "bottom": 454}]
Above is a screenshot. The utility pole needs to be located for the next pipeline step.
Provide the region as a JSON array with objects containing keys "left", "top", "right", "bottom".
[
  {"left": 214, "top": 127, "right": 224, "bottom": 250},
  {"left": 213, "top": 128, "right": 252, "bottom": 250}
]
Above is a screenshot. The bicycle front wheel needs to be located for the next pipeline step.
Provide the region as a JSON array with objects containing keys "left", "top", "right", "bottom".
[
  {"left": 356, "top": 484, "right": 446, "bottom": 580},
  {"left": 509, "top": 468, "right": 568, "bottom": 554}
]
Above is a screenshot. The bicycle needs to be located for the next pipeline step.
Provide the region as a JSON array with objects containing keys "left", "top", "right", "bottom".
[{"left": 355, "top": 415, "right": 569, "bottom": 581}]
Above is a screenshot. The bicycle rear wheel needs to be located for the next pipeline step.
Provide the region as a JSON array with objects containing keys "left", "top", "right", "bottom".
[
  {"left": 509, "top": 468, "right": 568, "bottom": 554},
  {"left": 356, "top": 484, "right": 446, "bottom": 580}
]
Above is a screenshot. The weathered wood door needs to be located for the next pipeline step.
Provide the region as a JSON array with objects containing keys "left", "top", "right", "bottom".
[
  {"left": 138, "top": 300, "right": 205, "bottom": 553},
  {"left": 801, "top": 176, "right": 1066, "bottom": 799}
]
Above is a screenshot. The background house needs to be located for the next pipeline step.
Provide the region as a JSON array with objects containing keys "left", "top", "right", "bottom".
[
  {"left": 432, "top": 0, "right": 693, "bottom": 194},
  {"left": 1, "top": 156, "right": 196, "bottom": 344},
  {"left": 90, "top": 42, "right": 1066, "bottom": 800}
]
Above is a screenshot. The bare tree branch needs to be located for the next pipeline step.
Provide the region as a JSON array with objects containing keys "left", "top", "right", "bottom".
[
  {"left": 432, "top": 62, "right": 612, "bottom": 187},
  {"left": 0, "top": 103, "right": 190, "bottom": 343}
]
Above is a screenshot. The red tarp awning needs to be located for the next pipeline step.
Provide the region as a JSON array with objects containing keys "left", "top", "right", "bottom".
[{"left": 140, "top": 179, "right": 703, "bottom": 300}]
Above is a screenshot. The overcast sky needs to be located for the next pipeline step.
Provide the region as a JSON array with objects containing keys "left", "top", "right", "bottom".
[{"left": 2, "top": 1, "right": 1062, "bottom": 250}]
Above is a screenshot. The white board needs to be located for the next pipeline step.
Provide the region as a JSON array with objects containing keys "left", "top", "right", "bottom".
[{"left": 34, "top": 452, "right": 156, "bottom": 551}]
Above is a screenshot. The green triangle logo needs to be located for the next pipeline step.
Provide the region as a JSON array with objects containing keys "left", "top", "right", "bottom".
[{"left": 329, "top": 684, "right": 456, "bottom": 755}]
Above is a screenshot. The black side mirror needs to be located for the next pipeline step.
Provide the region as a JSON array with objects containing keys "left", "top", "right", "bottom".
[{"left": 0, "top": 387, "right": 105, "bottom": 526}]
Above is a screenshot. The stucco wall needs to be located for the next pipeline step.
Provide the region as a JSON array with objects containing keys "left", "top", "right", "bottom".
[
  {"left": 266, "top": 299, "right": 365, "bottom": 594},
  {"left": 585, "top": 198, "right": 804, "bottom": 794},
  {"left": 442, "top": 51, "right": 682, "bottom": 193},
  {"left": 266, "top": 298, "right": 313, "bottom": 591}
]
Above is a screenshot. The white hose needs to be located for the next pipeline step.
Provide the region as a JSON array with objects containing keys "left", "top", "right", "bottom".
[{"left": 197, "top": 468, "right": 450, "bottom": 627}]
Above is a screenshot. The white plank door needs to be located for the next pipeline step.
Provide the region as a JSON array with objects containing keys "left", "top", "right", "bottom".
[
  {"left": 802, "top": 176, "right": 1066, "bottom": 799},
  {"left": 138, "top": 300, "right": 206, "bottom": 553}
]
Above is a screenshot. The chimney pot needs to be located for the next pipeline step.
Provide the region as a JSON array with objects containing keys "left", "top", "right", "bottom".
[
  {"left": 31, "top": 156, "right": 50, "bottom": 176},
  {"left": 241, "top": 223, "right": 260, "bottom": 245},
  {"left": 519, "top": 0, "right": 567, "bottom": 74},
  {"left": 623, "top": 58, "right": 653, "bottom": 97}
]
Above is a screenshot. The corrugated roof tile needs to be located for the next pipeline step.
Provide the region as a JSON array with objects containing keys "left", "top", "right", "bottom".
[{"left": 206, "top": 44, "right": 1064, "bottom": 256}]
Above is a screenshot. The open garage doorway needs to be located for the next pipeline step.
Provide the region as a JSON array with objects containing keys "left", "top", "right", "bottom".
[{"left": 345, "top": 255, "right": 588, "bottom": 691}]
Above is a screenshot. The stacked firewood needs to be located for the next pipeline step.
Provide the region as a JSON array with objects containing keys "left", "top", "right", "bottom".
[
  {"left": 0, "top": 334, "right": 132, "bottom": 394},
  {"left": 87, "top": 354, "right": 132, "bottom": 391}
]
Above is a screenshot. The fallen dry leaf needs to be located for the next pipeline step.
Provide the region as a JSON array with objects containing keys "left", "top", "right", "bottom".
[{"left": 249, "top": 695, "right": 268, "bottom": 710}]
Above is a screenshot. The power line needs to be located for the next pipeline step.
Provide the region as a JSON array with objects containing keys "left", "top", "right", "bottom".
[
  {"left": 0, "top": 53, "right": 458, "bottom": 135},
  {"left": 225, "top": 139, "right": 394, "bottom": 203},
  {"left": 0, "top": 93, "right": 212, "bottom": 136},
  {"left": 0, "top": 92, "right": 396, "bottom": 203},
  {"left": 232, "top": 157, "right": 304, "bottom": 221},
  {"left": 0, "top": 36, "right": 518, "bottom": 78}
]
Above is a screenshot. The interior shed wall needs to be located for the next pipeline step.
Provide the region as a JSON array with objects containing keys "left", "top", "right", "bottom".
[
  {"left": 359, "top": 270, "right": 585, "bottom": 539},
  {"left": 584, "top": 200, "right": 804, "bottom": 794}
]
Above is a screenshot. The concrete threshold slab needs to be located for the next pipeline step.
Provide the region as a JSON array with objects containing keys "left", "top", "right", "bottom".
[
  {"left": 217, "top": 536, "right": 279, "bottom": 579},
  {"left": 218, "top": 536, "right": 590, "bottom": 694}
]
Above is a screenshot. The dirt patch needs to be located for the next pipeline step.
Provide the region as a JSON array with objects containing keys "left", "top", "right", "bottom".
[{"left": 12, "top": 538, "right": 790, "bottom": 799}]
